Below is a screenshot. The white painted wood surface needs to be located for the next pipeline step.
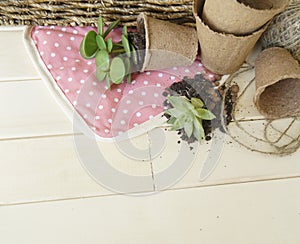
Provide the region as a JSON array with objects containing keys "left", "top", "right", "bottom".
[
  {"left": 0, "top": 80, "right": 72, "bottom": 139},
  {"left": 0, "top": 178, "right": 299, "bottom": 244},
  {"left": 0, "top": 28, "right": 39, "bottom": 81},
  {"left": 0, "top": 27, "right": 299, "bottom": 244}
]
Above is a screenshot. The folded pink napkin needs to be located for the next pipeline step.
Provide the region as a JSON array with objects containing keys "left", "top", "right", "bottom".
[{"left": 31, "top": 25, "right": 217, "bottom": 139}]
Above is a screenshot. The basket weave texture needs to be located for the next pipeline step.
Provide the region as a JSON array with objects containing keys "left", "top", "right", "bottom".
[{"left": 0, "top": 0, "right": 194, "bottom": 26}]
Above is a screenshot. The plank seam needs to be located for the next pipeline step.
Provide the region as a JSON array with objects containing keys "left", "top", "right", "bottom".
[
  {"left": 0, "top": 132, "right": 83, "bottom": 142},
  {"left": 2, "top": 175, "right": 299, "bottom": 207}
]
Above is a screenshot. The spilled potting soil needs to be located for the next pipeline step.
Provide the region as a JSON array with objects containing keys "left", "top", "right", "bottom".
[{"left": 163, "top": 73, "right": 239, "bottom": 143}]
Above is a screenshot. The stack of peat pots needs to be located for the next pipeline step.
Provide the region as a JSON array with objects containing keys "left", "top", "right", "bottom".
[{"left": 193, "top": 0, "right": 290, "bottom": 74}]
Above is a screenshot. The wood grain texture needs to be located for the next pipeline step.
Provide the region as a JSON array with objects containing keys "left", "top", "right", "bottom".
[
  {"left": 0, "top": 178, "right": 299, "bottom": 244},
  {"left": 0, "top": 134, "right": 153, "bottom": 205},
  {"left": 0, "top": 28, "right": 39, "bottom": 81},
  {"left": 0, "top": 80, "right": 72, "bottom": 139},
  {"left": 149, "top": 121, "right": 300, "bottom": 190}
]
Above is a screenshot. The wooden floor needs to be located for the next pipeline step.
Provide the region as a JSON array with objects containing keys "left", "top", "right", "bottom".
[{"left": 0, "top": 27, "right": 299, "bottom": 244}]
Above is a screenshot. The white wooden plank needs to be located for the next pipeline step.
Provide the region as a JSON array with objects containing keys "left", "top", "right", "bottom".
[
  {"left": 2, "top": 118, "right": 298, "bottom": 205},
  {"left": 0, "top": 178, "right": 299, "bottom": 244},
  {"left": 0, "top": 29, "right": 39, "bottom": 80},
  {"left": 150, "top": 119, "right": 300, "bottom": 190},
  {"left": 0, "top": 134, "right": 152, "bottom": 205},
  {"left": 0, "top": 79, "right": 73, "bottom": 139}
]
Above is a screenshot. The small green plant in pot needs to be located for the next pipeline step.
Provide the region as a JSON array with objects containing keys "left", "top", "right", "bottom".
[
  {"left": 164, "top": 96, "right": 216, "bottom": 142},
  {"left": 80, "top": 17, "right": 138, "bottom": 88}
]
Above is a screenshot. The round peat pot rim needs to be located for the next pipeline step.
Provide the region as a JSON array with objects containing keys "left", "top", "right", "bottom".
[
  {"left": 256, "top": 77, "right": 300, "bottom": 119},
  {"left": 137, "top": 13, "right": 150, "bottom": 72},
  {"left": 236, "top": 0, "right": 290, "bottom": 12},
  {"left": 194, "top": 14, "right": 269, "bottom": 39},
  {"left": 197, "top": 0, "right": 290, "bottom": 35},
  {"left": 137, "top": 12, "right": 198, "bottom": 72},
  {"left": 193, "top": 0, "right": 290, "bottom": 21}
]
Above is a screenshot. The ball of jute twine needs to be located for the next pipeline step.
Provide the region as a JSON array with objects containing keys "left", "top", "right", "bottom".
[
  {"left": 261, "top": 0, "right": 300, "bottom": 62},
  {"left": 222, "top": 65, "right": 300, "bottom": 156}
]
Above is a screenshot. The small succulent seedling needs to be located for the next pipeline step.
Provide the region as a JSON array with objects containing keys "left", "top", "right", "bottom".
[
  {"left": 80, "top": 16, "right": 138, "bottom": 88},
  {"left": 164, "top": 96, "right": 216, "bottom": 141}
]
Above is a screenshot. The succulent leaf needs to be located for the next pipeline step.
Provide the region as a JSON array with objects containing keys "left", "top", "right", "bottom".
[
  {"left": 98, "top": 16, "right": 104, "bottom": 36},
  {"left": 171, "top": 118, "right": 185, "bottom": 131},
  {"left": 165, "top": 108, "right": 184, "bottom": 118},
  {"left": 130, "top": 44, "right": 138, "bottom": 65},
  {"left": 193, "top": 118, "right": 205, "bottom": 141},
  {"left": 168, "top": 96, "right": 185, "bottom": 109},
  {"left": 95, "top": 50, "right": 110, "bottom": 71},
  {"left": 96, "top": 35, "right": 107, "bottom": 50},
  {"left": 167, "top": 116, "right": 177, "bottom": 125},
  {"left": 103, "top": 19, "right": 120, "bottom": 38},
  {"left": 122, "top": 35, "right": 131, "bottom": 58},
  {"left": 167, "top": 96, "right": 192, "bottom": 111},
  {"left": 122, "top": 57, "right": 132, "bottom": 84},
  {"left": 123, "top": 57, "right": 131, "bottom": 74},
  {"left": 110, "top": 57, "right": 126, "bottom": 84},
  {"left": 184, "top": 121, "right": 194, "bottom": 138},
  {"left": 107, "top": 38, "right": 113, "bottom": 52},
  {"left": 191, "top": 97, "right": 204, "bottom": 108},
  {"left": 105, "top": 75, "right": 111, "bottom": 89},
  {"left": 127, "top": 72, "right": 131, "bottom": 84},
  {"left": 195, "top": 108, "right": 216, "bottom": 120},
  {"left": 96, "top": 68, "right": 107, "bottom": 81},
  {"left": 80, "top": 30, "right": 98, "bottom": 59},
  {"left": 122, "top": 25, "right": 128, "bottom": 37},
  {"left": 181, "top": 97, "right": 195, "bottom": 110}
]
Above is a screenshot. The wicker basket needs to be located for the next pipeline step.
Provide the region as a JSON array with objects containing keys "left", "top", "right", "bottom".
[{"left": 0, "top": 0, "right": 194, "bottom": 26}]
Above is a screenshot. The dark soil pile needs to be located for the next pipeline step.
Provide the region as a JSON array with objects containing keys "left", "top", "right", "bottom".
[{"left": 163, "top": 74, "right": 239, "bottom": 143}]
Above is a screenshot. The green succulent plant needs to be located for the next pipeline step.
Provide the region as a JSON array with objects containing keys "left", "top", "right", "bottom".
[
  {"left": 164, "top": 96, "right": 216, "bottom": 142},
  {"left": 80, "top": 16, "right": 138, "bottom": 88}
]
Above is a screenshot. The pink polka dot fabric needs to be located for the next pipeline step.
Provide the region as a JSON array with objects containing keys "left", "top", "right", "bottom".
[{"left": 31, "top": 26, "right": 218, "bottom": 139}]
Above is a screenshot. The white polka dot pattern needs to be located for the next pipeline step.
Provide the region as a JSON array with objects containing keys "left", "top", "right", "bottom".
[{"left": 31, "top": 26, "right": 218, "bottom": 139}]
